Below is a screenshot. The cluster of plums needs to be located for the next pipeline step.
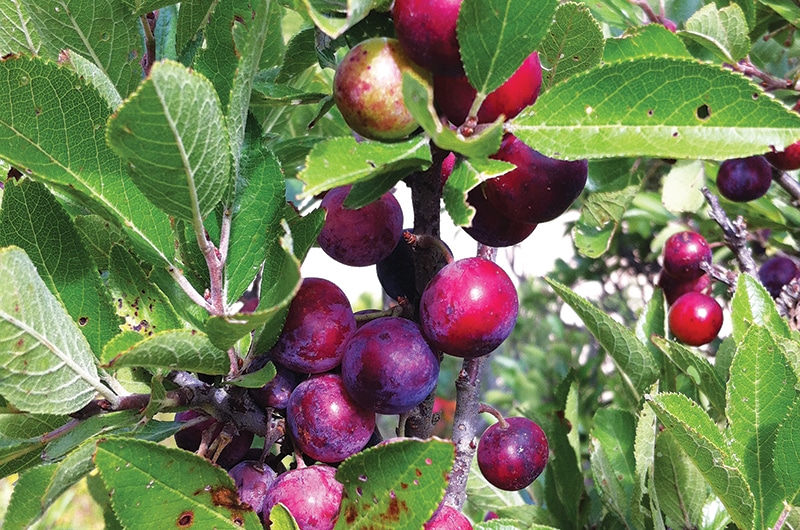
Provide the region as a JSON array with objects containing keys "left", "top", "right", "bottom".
[{"left": 332, "top": 0, "right": 588, "bottom": 250}]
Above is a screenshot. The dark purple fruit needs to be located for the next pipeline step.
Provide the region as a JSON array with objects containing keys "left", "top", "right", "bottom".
[
  {"left": 420, "top": 257, "right": 518, "bottom": 358},
  {"left": 477, "top": 417, "right": 549, "bottom": 491},
  {"left": 286, "top": 373, "right": 375, "bottom": 463},
  {"left": 434, "top": 52, "right": 542, "bottom": 125},
  {"left": 716, "top": 155, "right": 772, "bottom": 202},
  {"left": 228, "top": 461, "right": 277, "bottom": 515},
  {"left": 342, "top": 317, "right": 439, "bottom": 414},
  {"left": 174, "top": 410, "right": 254, "bottom": 469},
  {"left": 668, "top": 292, "right": 723, "bottom": 346},
  {"left": 758, "top": 255, "right": 799, "bottom": 298},
  {"left": 376, "top": 231, "right": 416, "bottom": 301},
  {"left": 483, "top": 134, "right": 588, "bottom": 224},
  {"left": 263, "top": 465, "right": 343, "bottom": 530},
  {"left": 318, "top": 185, "right": 404, "bottom": 267},
  {"left": 333, "top": 37, "right": 431, "bottom": 141},
  {"left": 270, "top": 277, "right": 356, "bottom": 374},
  {"left": 662, "top": 231, "right": 712, "bottom": 281},
  {"left": 250, "top": 362, "right": 302, "bottom": 410},
  {"left": 392, "top": 0, "right": 464, "bottom": 76},
  {"left": 463, "top": 183, "right": 537, "bottom": 247}
]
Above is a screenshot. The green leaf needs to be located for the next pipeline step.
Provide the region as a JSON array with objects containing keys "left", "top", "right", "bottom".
[
  {"left": 603, "top": 24, "right": 692, "bottom": 63},
  {"left": 661, "top": 160, "right": 705, "bottom": 213},
  {"left": 402, "top": 71, "right": 505, "bottom": 158},
  {"left": 681, "top": 4, "right": 751, "bottom": 63},
  {"left": 276, "top": 27, "right": 317, "bottom": 83},
  {"left": 0, "top": 413, "right": 68, "bottom": 478},
  {"left": 251, "top": 81, "right": 328, "bottom": 107},
  {"left": 652, "top": 335, "right": 727, "bottom": 415},
  {"left": 228, "top": 362, "right": 277, "bottom": 389},
  {"left": 590, "top": 408, "right": 637, "bottom": 524},
  {"left": 760, "top": 0, "right": 800, "bottom": 25},
  {"left": 0, "top": 179, "right": 121, "bottom": 358},
  {"left": 465, "top": 462, "right": 526, "bottom": 520},
  {"left": 653, "top": 431, "right": 709, "bottom": 529},
  {"left": 647, "top": 392, "right": 755, "bottom": 530},
  {"left": 21, "top": 0, "right": 142, "bottom": 96},
  {"left": 175, "top": 0, "right": 215, "bottom": 59},
  {"left": 4, "top": 439, "right": 99, "bottom": 529},
  {"left": 284, "top": 206, "right": 326, "bottom": 263},
  {"left": 301, "top": 0, "right": 379, "bottom": 39},
  {"left": 730, "top": 273, "right": 791, "bottom": 343},
  {"left": 107, "top": 244, "right": 183, "bottom": 336},
  {"left": 270, "top": 503, "right": 302, "bottom": 530},
  {"left": 73, "top": 214, "right": 126, "bottom": 272},
  {"left": 334, "top": 438, "right": 454, "bottom": 530},
  {"left": 726, "top": 325, "right": 796, "bottom": 528},
  {"left": 442, "top": 157, "right": 515, "bottom": 227},
  {"left": 206, "top": 238, "right": 301, "bottom": 351},
  {"left": 541, "top": 412, "right": 585, "bottom": 530},
  {"left": 297, "top": 136, "right": 431, "bottom": 198},
  {"left": 509, "top": 57, "right": 800, "bottom": 160},
  {"left": 103, "top": 330, "right": 231, "bottom": 375},
  {"left": 226, "top": 145, "right": 285, "bottom": 305},
  {"left": 0, "top": 246, "right": 114, "bottom": 414},
  {"left": 633, "top": 388, "right": 659, "bottom": 513},
  {"left": 457, "top": 0, "right": 557, "bottom": 96},
  {"left": 545, "top": 277, "right": 659, "bottom": 396},
  {"left": 539, "top": 2, "right": 604, "bottom": 89},
  {"left": 0, "top": 56, "right": 175, "bottom": 264},
  {"left": 0, "top": 0, "right": 39, "bottom": 55},
  {"left": 154, "top": 4, "right": 178, "bottom": 62},
  {"left": 95, "top": 437, "right": 261, "bottom": 530},
  {"left": 107, "top": 60, "right": 231, "bottom": 223},
  {"left": 58, "top": 48, "right": 123, "bottom": 110},
  {"left": 775, "top": 399, "right": 800, "bottom": 505}
]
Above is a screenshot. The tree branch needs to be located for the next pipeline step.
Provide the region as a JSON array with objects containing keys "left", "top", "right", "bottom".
[{"left": 701, "top": 187, "right": 757, "bottom": 277}]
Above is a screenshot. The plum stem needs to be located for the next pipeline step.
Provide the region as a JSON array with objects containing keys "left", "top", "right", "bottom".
[
  {"left": 405, "top": 231, "right": 454, "bottom": 264},
  {"left": 478, "top": 403, "right": 508, "bottom": 428}
]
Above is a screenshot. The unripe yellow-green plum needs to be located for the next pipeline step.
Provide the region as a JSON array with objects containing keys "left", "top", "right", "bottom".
[{"left": 333, "top": 37, "right": 431, "bottom": 142}]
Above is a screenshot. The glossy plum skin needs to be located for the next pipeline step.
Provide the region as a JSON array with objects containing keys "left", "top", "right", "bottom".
[
  {"left": 668, "top": 292, "right": 724, "bottom": 346},
  {"left": 657, "top": 270, "right": 712, "bottom": 306},
  {"left": 662, "top": 231, "right": 712, "bottom": 282},
  {"left": 463, "top": 183, "right": 537, "bottom": 247},
  {"left": 758, "top": 255, "right": 799, "bottom": 298},
  {"left": 173, "top": 410, "right": 254, "bottom": 469},
  {"left": 333, "top": 37, "right": 431, "bottom": 141},
  {"left": 420, "top": 257, "right": 518, "bottom": 358},
  {"left": 342, "top": 317, "right": 440, "bottom": 414},
  {"left": 765, "top": 141, "right": 800, "bottom": 171},
  {"left": 263, "top": 465, "right": 343, "bottom": 530},
  {"left": 318, "top": 186, "right": 404, "bottom": 267},
  {"left": 424, "top": 504, "right": 474, "bottom": 529},
  {"left": 249, "top": 362, "right": 302, "bottom": 410},
  {"left": 376, "top": 231, "right": 416, "bottom": 302},
  {"left": 286, "top": 374, "right": 375, "bottom": 463},
  {"left": 434, "top": 52, "right": 542, "bottom": 125},
  {"left": 483, "top": 134, "right": 588, "bottom": 224},
  {"left": 392, "top": 0, "right": 464, "bottom": 76},
  {"left": 228, "top": 461, "right": 277, "bottom": 515},
  {"left": 270, "top": 277, "right": 356, "bottom": 374},
  {"left": 477, "top": 417, "right": 549, "bottom": 491},
  {"left": 716, "top": 155, "right": 772, "bottom": 202}
]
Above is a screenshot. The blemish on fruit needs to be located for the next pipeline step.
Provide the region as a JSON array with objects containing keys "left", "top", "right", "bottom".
[{"left": 176, "top": 510, "right": 193, "bottom": 527}]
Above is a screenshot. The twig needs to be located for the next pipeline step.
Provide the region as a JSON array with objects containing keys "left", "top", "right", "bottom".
[
  {"left": 701, "top": 187, "right": 757, "bottom": 277},
  {"left": 731, "top": 58, "right": 794, "bottom": 92},
  {"left": 168, "top": 266, "right": 213, "bottom": 312},
  {"left": 139, "top": 13, "right": 157, "bottom": 76},
  {"left": 773, "top": 169, "right": 800, "bottom": 205},
  {"left": 772, "top": 503, "right": 792, "bottom": 530}
]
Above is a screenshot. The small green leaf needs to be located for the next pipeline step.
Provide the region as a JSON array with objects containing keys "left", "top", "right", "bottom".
[
  {"left": 43, "top": 411, "right": 140, "bottom": 461},
  {"left": 465, "top": 463, "right": 526, "bottom": 519},
  {"left": 509, "top": 57, "right": 800, "bottom": 161},
  {"left": 633, "top": 389, "right": 659, "bottom": 514},
  {"left": 760, "top": 0, "right": 800, "bottom": 25},
  {"left": 298, "top": 136, "right": 431, "bottom": 198},
  {"left": 539, "top": 2, "right": 604, "bottom": 89},
  {"left": 661, "top": 160, "right": 705, "bottom": 213},
  {"left": 334, "top": 438, "right": 455, "bottom": 530},
  {"left": 775, "top": 399, "right": 800, "bottom": 505},
  {"left": 57, "top": 48, "right": 123, "bottom": 110},
  {"left": 442, "top": 157, "right": 515, "bottom": 227},
  {"left": 301, "top": 0, "right": 379, "bottom": 39},
  {"left": 0, "top": 413, "right": 68, "bottom": 478},
  {"left": 603, "top": 24, "right": 692, "bottom": 63},
  {"left": 647, "top": 392, "right": 755, "bottom": 530},
  {"left": 251, "top": 81, "right": 328, "bottom": 107},
  {"left": 285, "top": 206, "right": 326, "bottom": 263},
  {"left": 651, "top": 335, "right": 727, "bottom": 415},
  {"left": 457, "top": 0, "right": 557, "bottom": 96},
  {"left": 0, "top": 179, "right": 122, "bottom": 358},
  {"left": 590, "top": 408, "right": 637, "bottom": 524},
  {"left": 175, "top": 0, "right": 215, "bottom": 59},
  {"left": 726, "top": 325, "right": 796, "bottom": 528},
  {"left": 541, "top": 413, "right": 584, "bottom": 530},
  {"left": 402, "top": 71, "right": 504, "bottom": 158},
  {"left": 0, "top": 0, "right": 39, "bottom": 55},
  {"left": 3, "top": 463, "right": 59, "bottom": 530},
  {"left": 107, "top": 60, "right": 231, "bottom": 223},
  {"left": 730, "top": 273, "right": 791, "bottom": 343},
  {"left": 103, "top": 330, "right": 231, "bottom": 376},
  {"left": 227, "top": 362, "right": 277, "bottom": 389},
  {"left": 681, "top": 4, "right": 751, "bottom": 63},
  {"left": 653, "top": 431, "right": 709, "bottom": 529},
  {"left": 545, "top": 277, "right": 659, "bottom": 396},
  {"left": 276, "top": 28, "right": 317, "bottom": 83},
  {"left": 0, "top": 246, "right": 113, "bottom": 414},
  {"left": 95, "top": 437, "right": 261, "bottom": 530},
  {"left": 270, "top": 503, "right": 302, "bottom": 530},
  {"left": 21, "top": 0, "right": 142, "bottom": 96},
  {"left": 73, "top": 215, "right": 126, "bottom": 272}
]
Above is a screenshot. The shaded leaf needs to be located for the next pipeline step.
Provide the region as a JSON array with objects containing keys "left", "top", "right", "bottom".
[
  {"left": 661, "top": 160, "right": 705, "bottom": 213},
  {"left": 653, "top": 431, "right": 709, "bottom": 529},
  {"left": 302, "top": 0, "right": 381, "bottom": 39},
  {"left": 0, "top": 246, "right": 111, "bottom": 414},
  {"left": 539, "top": 2, "right": 604, "bottom": 89},
  {"left": 175, "top": 0, "right": 215, "bottom": 59},
  {"left": 590, "top": 408, "right": 637, "bottom": 524},
  {"left": 0, "top": 0, "right": 39, "bottom": 55},
  {"left": 228, "top": 362, "right": 277, "bottom": 389},
  {"left": 103, "top": 330, "right": 230, "bottom": 376},
  {"left": 730, "top": 273, "right": 791, "bottom": 343},
  {"left": 603, "top": 24, "right": 692, "bottom": 62},
  {"left": 442, "top": 157, "right": 515, "bottom": 227},
  {"left": 0, "top": 413, "right": 68, "bottom": 478},
  {"left": 681, "top": 3, "right": 750, "bottom": 62},
  {"left": 95, "top": 437, "right": 261, "bottom": 530},
  {"left": 509, "top": 57, "right": 800, "bottom": 160}
]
